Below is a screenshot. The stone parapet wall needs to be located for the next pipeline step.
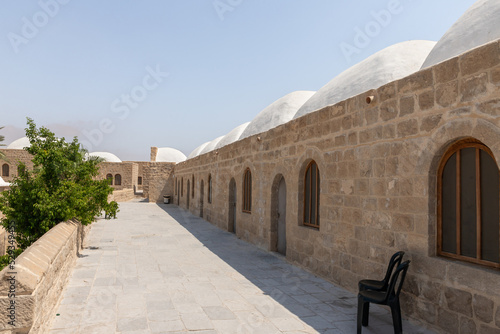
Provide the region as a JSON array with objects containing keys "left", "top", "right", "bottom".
[
  {"left": 173, "top": 40, "right": 500, "bottom": 333},
  {"left": 109, "top": 188, "right": 135, "bottom": 202},
  {"left": 0, "top": 220, "right": 89, "bottom": 333}
]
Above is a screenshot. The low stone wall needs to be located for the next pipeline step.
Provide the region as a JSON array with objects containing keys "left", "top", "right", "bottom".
[
  {"left": 0, "top": 220, "right": 88, "bottom": 333},
  {"left": 109, "top": 188, "right": 135, "bottom": 202}
]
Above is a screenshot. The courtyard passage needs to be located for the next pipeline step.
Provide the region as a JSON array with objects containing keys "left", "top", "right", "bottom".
[{"left": 49, "top": 201, "right": 433, "bottom": 334}]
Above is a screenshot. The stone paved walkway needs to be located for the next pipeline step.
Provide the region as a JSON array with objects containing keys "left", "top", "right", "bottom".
[{"left": 48, "top": 201, "right": 435, "bottom": 334}]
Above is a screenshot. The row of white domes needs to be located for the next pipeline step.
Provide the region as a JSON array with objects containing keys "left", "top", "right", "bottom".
[
  {"left": 189, "top": 0, "right": 500, "bottom": 159},
  {"left": 6, "top": 137, "right": 187, "bottom": 164}
]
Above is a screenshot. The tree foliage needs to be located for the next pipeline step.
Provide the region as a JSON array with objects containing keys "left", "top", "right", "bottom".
[
  {"left": 0, "top": 126, "right": 5, "bottom": 160},
  {"left": 0, "top": 119, "right": 118, "bottom": 249}
]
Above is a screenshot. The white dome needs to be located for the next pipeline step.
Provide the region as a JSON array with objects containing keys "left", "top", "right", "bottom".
[
  {"left": 7, "top": 137, "right": 31, "bottom": 150},
  {"left": 155, "top": 147, "right": 187, "bottom": 163},
  {"left": 294, "top": 40, "right": 436, "bottom": 119},
  {"left": 241, "top": 91, "right": 315, "bottom": 139},
  {"left": 215, "top": 122, "right": 250, "bottom": 150},
  {"left": 421, "top": 0, "right": 500, "bottom": 69},
  {"left": 199, "top": 136, "right": 224, "bottom": 155},
  {"left": 0, "top": 177, "right": 10, "bottom": 187},
  {"left": 88, "top": 152, "right": 122, "bottom": 163},
  {"left": 188, "top": 141, "right": 211, "bottom": 159}
]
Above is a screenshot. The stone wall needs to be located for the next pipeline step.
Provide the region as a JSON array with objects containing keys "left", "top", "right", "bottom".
[
  {"left": 173, "top": 40, "right": 500, "bottom": 333},
  {"left": 97, "top": 162, "right": 138, "bottom": 191},
  {"left": 0, "top": 220, "right": 89, "bottom": 333},
  {"left": 124, "top": 161, "right": 148, "bottom": 191},
  {"left": 143, "top": 162, "right": 175, "bottom": 203},
  {"left": 109, "top": 188, "right": 135, "bottom": 202},
  {"left": 1, "top": 150, "right": 33, "bottom": 183}
]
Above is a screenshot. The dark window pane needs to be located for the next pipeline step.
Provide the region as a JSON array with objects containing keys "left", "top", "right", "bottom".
[
  {"left": 442, "top": 153, "right": 457, "bottom": 253},
  {"left": 460, "top": 148, "right": 477, "bottom": 258},
  {"left": 480, "top": 150, "right": 500, "bottom": 263},
  {"left": 311, "top": 164, "right": 317, "bottom": 225},
  {"left": 305, "top": 167, "right": 311, "bottom": 224}
]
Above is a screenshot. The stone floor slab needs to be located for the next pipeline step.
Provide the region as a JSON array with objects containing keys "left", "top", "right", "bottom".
[{"left": 47, "top": 201, "right": 436, "bottom": 333}]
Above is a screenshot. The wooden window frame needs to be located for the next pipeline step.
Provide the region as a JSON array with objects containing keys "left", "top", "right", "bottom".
[
  {"left": 437, "top": 139, "right": 500, "bottom": 269},
  {"left": 208, "top": 174, "right": 212, "bottom": 204},
  {"left": 114, "top": 174, "right": 122, "bottom": 186},
  {"left": 303, "top": 161, "right": 320, "bottom": 229},
  {"left": 2, "top": 164, "right": 9, "bottom": 177},
  {"left": 242, "top": 168, "right": 252, "bottom": 213}
]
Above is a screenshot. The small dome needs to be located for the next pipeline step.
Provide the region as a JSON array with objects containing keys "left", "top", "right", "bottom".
[
  {"left": 215, "top": 122, "right": 251, "bottom": 150},
  {"left": 88, "top": 152, "right": 122, "bottom": 163},
  {"left": 0, "top": 177, "right": 10, "bottom": 187},
  {"left": 6, "top": 137, "right": 31, "bottom": 150},
  {"left": 155, "top": 147, "right": 187, "bottom": 163},
  {"left": 421, "top": 0, "right": 500, "bottom": 69},
  {"left": 240, "top": 91, "right": 315, "bottom": 139},
  {"left": 294, "top": 40, "right": 436, "bottom": 119},
  {"left": 199, "top": 136, "right": 224, "bottom": 155},
  {"left": 188, "top": 141, "right": 211, "bottom": 159}
]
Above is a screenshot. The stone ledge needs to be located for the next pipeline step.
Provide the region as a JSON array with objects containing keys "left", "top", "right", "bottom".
[{"left": 0, "top": 220, "right": 85, "bottom": 333}]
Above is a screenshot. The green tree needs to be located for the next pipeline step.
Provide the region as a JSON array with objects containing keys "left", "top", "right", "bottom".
[{"left": 0, "top": 119, "right": 118, "bottom": 249}]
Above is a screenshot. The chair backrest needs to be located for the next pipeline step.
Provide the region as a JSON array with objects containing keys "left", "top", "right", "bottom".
[
  {"left": 382, "top": 251, "right": 405, "bottom": 288},
  {"left": 385, "top": 260, "right": 410, "bottom": 302}
]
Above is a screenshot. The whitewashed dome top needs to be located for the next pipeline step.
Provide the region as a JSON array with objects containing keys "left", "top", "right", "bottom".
[
  {"left": 215, "top": 122, "right": 251, "bottom": 150},
  {"left": 88, "top": 152, "right": 122, "bottom": 163},
  {"left": 421, "top": 0, "right": 500, "bottom": 69},
  {"left": 294, "top": 40, "right": 436, "bottom": 119},
  {"left": 240, "top": 91, "right": 315, "bottom": 139},
  {"left": 188, "top": 142, "right": 211, "bottom": 159},
  {"left": 6, "top": 137, "right": 31, "bottom": 149},
  {"left": 155, "top": 147, "right": 187, "bottom": 163},
  {"left": 199, "top": 136, "right": 224, "bottom": 155}
]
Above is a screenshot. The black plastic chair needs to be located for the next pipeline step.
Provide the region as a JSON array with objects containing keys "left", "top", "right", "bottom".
[
  {"left": 357, "top": 260, "right": 411, "bottom": 334},
  {"left": 358, "top": 251, "right": 404, "bottom": 292}
]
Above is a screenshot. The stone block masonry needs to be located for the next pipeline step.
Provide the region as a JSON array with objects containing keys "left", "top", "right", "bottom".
[
  {"left": 172, "top": 40, "right": 500, "bottom": 333},
  {"left": 0, "top": 220, "right": 89, "bottom": 333}
]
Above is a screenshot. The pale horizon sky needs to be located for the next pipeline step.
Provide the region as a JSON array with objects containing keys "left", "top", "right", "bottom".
[{"left": 0, "top": 0, "right": 477, "bottom": 161}]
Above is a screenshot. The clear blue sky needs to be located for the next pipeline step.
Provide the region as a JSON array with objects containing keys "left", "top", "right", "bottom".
[{"left": 0, "top": 0, "right": 477, "bottom": 161}]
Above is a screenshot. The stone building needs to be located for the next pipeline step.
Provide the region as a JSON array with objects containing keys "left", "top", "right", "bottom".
[{"left": 169, "top": 1, "right": 500, "bottom": 332}]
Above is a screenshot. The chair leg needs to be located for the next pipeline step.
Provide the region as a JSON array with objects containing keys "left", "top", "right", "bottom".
[
  {"left": 362, "top": 300, "right": 370, "bottom": 326},
  {"left": 357, "top": 295, "right": 364, "bottom": 334},
  {"left": 390, "top": 299, "right": 402, "bottom": 334}
]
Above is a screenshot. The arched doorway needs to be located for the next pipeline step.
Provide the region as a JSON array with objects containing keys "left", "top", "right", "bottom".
[
  {"left": 200, "top": 180, "right": 204, "bottom": 218},
  {"left": 228, "top": 178, "right": 237, "bottom": 234},
  {"left": 187, "top": 180, "right": 190, "bottom": 209},
  {"left": 271, "top": 174, "right": 287, "bottom": 255}
]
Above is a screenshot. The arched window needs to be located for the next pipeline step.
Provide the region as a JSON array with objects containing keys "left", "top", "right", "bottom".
[
  {"left": 181, "top": 178, "right": 184, "bottom": 197},
  {"left": 303, "top": 161, "right": 320, "bottom": 228},
  {"left": 106, "top": 174, "right": 113, "bottom": 185},
  {"left": 2, "top": 164, "right": 9, "bottom": 177},
  {"left": 175, "top": 178, "right": 178, "bottom": 195},
  {"left": 242, "top": 168, "right": 252, "bottom": 213},
  {"left": 438, "top": 139, "right": 500, "bottom": 268},
  {"left": 138, "top": 176, "right": 142, "bottom": 185},
  {"left": 192, "top": 175, "right": 195, "bottom": 198},
  {"left": 115, "top": 174, "right": 122, "bottom": 186},
  {"left": 208, "top": 174, "right": 212, "bottom": 203}
]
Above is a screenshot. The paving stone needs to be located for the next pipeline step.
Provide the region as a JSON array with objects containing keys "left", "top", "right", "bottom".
[{"left": 49, "top": 202, "right": 434, "bottom": 333}]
